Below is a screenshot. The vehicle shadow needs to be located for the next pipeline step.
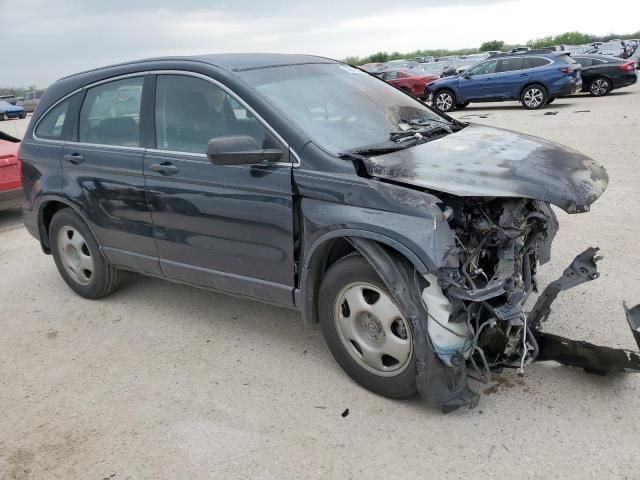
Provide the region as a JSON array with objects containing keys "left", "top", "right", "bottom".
[
  {"left": 457, "top": 101, "right": 574, "bottom": 112},
  {"left": 0, "top": 207, "right": 23, "bottom": 232}
]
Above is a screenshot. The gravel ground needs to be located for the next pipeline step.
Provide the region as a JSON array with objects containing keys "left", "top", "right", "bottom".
[{"left": 1, "top": 85, "right": 639, "bottom": 479}]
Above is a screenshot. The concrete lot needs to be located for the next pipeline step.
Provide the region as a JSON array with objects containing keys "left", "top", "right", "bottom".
[{"left": 1, "top": 86, "right": 640, "bottom": 479}]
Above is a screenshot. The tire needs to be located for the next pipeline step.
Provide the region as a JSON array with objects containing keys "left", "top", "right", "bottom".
[
  {"left": 589, "top": 77, "right": 611, "bottom": 96},
  {"left": 546, "top": 97, "right": 556, "bottom": 104},
  {"left": 0, "top": 113, "right": 6, "bottom": 121},
  {"left": 520, "top": 84, "right": 547, "bottom": 109},
  {"left": 318, "top": 254, "right": 417, "bottom": 398},
  {"left": 456, "top": 101, "right": 470, "bottom": 109},
  {"left": 433, "top": 89, "right": 456, "bottom": 112},
  {"left": 49, "top": 208, "right": 122, "bottom": 299}
]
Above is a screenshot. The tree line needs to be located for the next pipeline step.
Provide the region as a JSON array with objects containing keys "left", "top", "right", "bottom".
[{"left": 343, "top": 30, "right": 640, "bottom": 65}]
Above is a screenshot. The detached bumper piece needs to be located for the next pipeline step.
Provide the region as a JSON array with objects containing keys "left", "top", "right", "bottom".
[{"left": 529, "top": 248, "right": 640, "bottom": 374}]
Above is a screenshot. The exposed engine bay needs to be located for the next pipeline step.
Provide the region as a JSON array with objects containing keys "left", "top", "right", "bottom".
[
  {"left": 348, "top": 197, "right": 640, "bottom": 413},
  {"left": 424, "top": 197, "right": 640, "bottom": 410}
]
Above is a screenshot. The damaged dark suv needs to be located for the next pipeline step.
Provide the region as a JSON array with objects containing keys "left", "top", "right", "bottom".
[{"left": 20, "top": 54, "right": 640, "bottom": 412}]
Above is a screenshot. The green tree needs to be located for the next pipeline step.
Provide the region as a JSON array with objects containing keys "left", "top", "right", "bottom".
[{"left": 479, "top": 40, "right": 505, "bottom": 52}]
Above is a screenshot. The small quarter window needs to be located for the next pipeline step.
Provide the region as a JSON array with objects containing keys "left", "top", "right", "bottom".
[
  {"left": 524, "top": 57, "right": 550, "bottom": 68},
  {"left": 35, "top": 100, "right": 70, "bottom": 140},
  {"left": 79, "top": 77, "right": 144, "bottom": 147}
]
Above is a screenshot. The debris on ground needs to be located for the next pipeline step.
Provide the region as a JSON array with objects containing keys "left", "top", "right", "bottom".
[
  {"left": 573, "top": 110, "right": 591, "bottom": 113},
  {"left": 543, "top": 111, "right": 558, "bottom": 115},
  {"left": 341, "top": 408, "right": 350, "bottom": 418}
]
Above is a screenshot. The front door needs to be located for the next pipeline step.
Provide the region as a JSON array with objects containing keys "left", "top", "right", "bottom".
[
  {"left": 144, "top": 73, "right": 295, "bottom": 306},
  {"left": 458, "top": 59, "right": 499, "bottom": 101}
]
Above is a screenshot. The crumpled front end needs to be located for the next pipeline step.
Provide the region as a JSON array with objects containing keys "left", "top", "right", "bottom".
[{"left": 423, "top": 197, "right": 640, "bottom": 410}]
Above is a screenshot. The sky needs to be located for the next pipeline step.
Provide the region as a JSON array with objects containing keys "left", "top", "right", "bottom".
[{"left": 2, "top": 0, "right": 639, "bottom": 86}]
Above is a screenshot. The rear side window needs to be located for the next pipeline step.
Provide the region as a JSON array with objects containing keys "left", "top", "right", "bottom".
[
  {"left": 524, "top": 57, "right": 550, "bottom": 68},
  {"left": 79, "top": 77, "right": 144, "bottom": 147},
  {"left": 35, "top": 100, "right": 70, "bottom": 140},
  {"left": 498, "top": 58, "right": 524, "bottom": 72}
]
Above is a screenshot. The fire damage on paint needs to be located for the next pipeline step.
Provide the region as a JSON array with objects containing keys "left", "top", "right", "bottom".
[{"left": 340, "top": 122, "right": 640, "bottom": 412}]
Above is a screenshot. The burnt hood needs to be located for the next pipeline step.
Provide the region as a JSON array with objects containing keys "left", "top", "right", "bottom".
[{"left": 361, "top": 124, "right": 608, "bottom": 213}]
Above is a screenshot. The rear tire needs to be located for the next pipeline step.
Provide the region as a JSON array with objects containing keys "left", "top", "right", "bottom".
[
  {"left": 434, "top": 89, "right": 456, "bottom": 112},
  {"left": 49, "top": 209, "right": 122, "bottom": 299},
  {"left": 318, "top": 254, "right": 417, "bottom": 399},
  {"left": 589, "top": 77, "right": 611, "bottom": 96},
  {"left": 520, "top": 84, "right": 547, "bottom": 109}
]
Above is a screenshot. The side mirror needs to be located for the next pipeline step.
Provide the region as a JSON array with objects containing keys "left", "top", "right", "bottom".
[{"left": 206, "top": 135, "right": 284, "bottom": 166}]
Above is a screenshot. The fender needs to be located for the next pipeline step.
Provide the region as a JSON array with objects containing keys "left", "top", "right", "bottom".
[{"left": 32, "top": 193, "right": 99, "bottom": 253}]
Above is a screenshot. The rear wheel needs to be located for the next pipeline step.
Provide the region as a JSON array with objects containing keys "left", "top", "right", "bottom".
[
  {"left": 434, "top": 90, "right": 455, "bottom": 112},
  {"left": 50, "top": 209, "right": 122, "bottom": 299},
  {"left": 589, "top": 77, "right": 611, "bottom": 96},
  {"left": 520, "top": 84, "right": 547, "bottom": 109},
  {"left": 318, "top": 254, "right": 417, "bottom": 398},
  {"left": 0, "top": 113, "right": 6, "bottom": 121}
]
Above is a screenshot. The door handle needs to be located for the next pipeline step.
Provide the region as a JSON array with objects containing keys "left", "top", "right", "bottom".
[
  {"left": 149, "top": 162, "right": 179, "bottom": 175},
  {"left": 63, "top": 153, "right": 84, "bottom": 165}
]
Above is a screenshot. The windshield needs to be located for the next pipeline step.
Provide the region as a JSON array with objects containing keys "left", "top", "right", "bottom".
[{"left": 238, "top": 63, "right": 450, "bottom": 154}]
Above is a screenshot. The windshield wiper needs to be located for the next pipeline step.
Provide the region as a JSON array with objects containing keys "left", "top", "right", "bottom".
[
  {"left": 340, "top": 145, "right": 410, "bottom": 158},
  {"left": 390, "top": 124, "right": 452, "bottom": 143}
]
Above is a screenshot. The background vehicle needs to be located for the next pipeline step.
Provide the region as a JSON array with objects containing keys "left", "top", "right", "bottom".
[
  {"left": 0, "top": 95, "right": 18, "bottom": 105},
  {"left": 380, "top": 69, "right": 439, "bottom": 98},
  {"left": 0, "top": 131, "right": 22, "bottom": 211},
  {"left": 427, "top": 52, "right": 582, "bottom": 111},
  {"left": 573, "top": 54, "right": 637, "bottom": 96},
  {"left": 18, "top": 89, "right": 45, "bottom": 113},
  {"left": 360, "top": 62, "right": 385, "bottom": 74},
  {"left": 384, "top": 59, "right": 420, "bottom": 70},
  {"left": 0, "top": 101, "right": 26, "bottom": 120}
]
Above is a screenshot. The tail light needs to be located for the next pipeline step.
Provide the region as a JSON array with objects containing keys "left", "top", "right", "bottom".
[
  {"left": 559, "top": 66, "right": 573, "bottom": 74},
  {"left": 620, "top": 62, "right": 636, "bottom": 72}
]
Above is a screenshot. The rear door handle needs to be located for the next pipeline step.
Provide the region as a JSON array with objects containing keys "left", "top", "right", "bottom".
[
  {"left": 149, "top": 162, "right": 179, "bottom": 175},
  {"left": 63, "top": 153, "right": 84, "bottom": 165}
]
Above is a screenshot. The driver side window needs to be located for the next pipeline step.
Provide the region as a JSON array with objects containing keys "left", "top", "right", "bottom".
[
  {"left": 468, "top": 60, "right": 498, "bottom": 76},
  {"left": 154, "top": 75, "right": 268, "bottom": 154}
]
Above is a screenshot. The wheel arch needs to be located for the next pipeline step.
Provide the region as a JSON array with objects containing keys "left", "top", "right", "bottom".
[
  {"left": 298, "top": 230, "right": 430, "bottom": 329},
  {"left": 519, "top": 81, "right": 548, "bottom": 99},
  {"left": 36, "top": 195, "right": 95, "bottom": 253}
]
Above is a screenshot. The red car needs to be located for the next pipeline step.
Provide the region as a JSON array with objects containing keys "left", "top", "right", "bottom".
[
  {"left": 380, "top": 69, "right": 440, "bottom": 99},
  {"left": 0, "top": 132, "right": 22, "bottom": 211}
]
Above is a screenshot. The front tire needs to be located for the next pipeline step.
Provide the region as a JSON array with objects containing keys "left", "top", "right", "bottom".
[
  {"left": 589, "top": 77, "right": 611, "bottom": 96},
  {"left": 434, "top": 89, "right": 456, "bottom": 112},
  {"left": 318, "top": 254, "right": 417, "bottom": 398},
  {"left": 49, "top": 209, "right": 122, "bottom": 299},
  {"left": 520, "top": 84, "right": 547, "bottom": 109}
]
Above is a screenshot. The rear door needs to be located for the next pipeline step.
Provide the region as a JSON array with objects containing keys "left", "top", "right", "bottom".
[
  {"left": 144, "top": 73, "right": 295, "bottom": 306},
  {"left": 493, "top": 57, "right": 527, "bottom": 99},
  {"left": 62, "top": 74, "right": 160, "bottom": 275},
  {"left": 458, "top": 59, "right": 498, "bottom": 101}
]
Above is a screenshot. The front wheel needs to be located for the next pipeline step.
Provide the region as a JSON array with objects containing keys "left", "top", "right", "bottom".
[
  {"left": 318, "top": 254, "right": 417, "bottom": 398},
  {"left": 520, "top": 85, "right": 547, "bottom": 109},
  {"left": 589, "top": 77, "right": 611, "bottom": 96},
  {"left": 50, "top": 209, "right": 122, "bottom": 299},
  {"left": 434, "top": 90, "right": 456, "bottom": 112}
]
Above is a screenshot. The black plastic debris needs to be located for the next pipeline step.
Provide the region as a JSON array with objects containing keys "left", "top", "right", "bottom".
[
  {"left": 341, "top": 408, "right": 350, "bottom": 417},
  {"left": 543, "top": 111, "right": 558, "bottom": 115}
]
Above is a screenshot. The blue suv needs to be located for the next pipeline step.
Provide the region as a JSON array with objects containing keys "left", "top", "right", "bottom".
[{"left": 427, "top": 52, "right": 582, "bottom": 111}]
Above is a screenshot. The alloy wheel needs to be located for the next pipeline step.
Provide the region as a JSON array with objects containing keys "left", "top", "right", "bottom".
[
  {"left": 523, "top": 88, "right": 544, "bottom": 108},
  {"left": 57, "top": 226, "right": 95, "bottom": 285},
  {"left": 435, "top": 92, "right": 454, "bottom": 111},
  {"left": 334, "top": 282, "right": 412, "bottom": 377},
  {"left": 591, "top": 79, "right": 609, "bottom": 96}
]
